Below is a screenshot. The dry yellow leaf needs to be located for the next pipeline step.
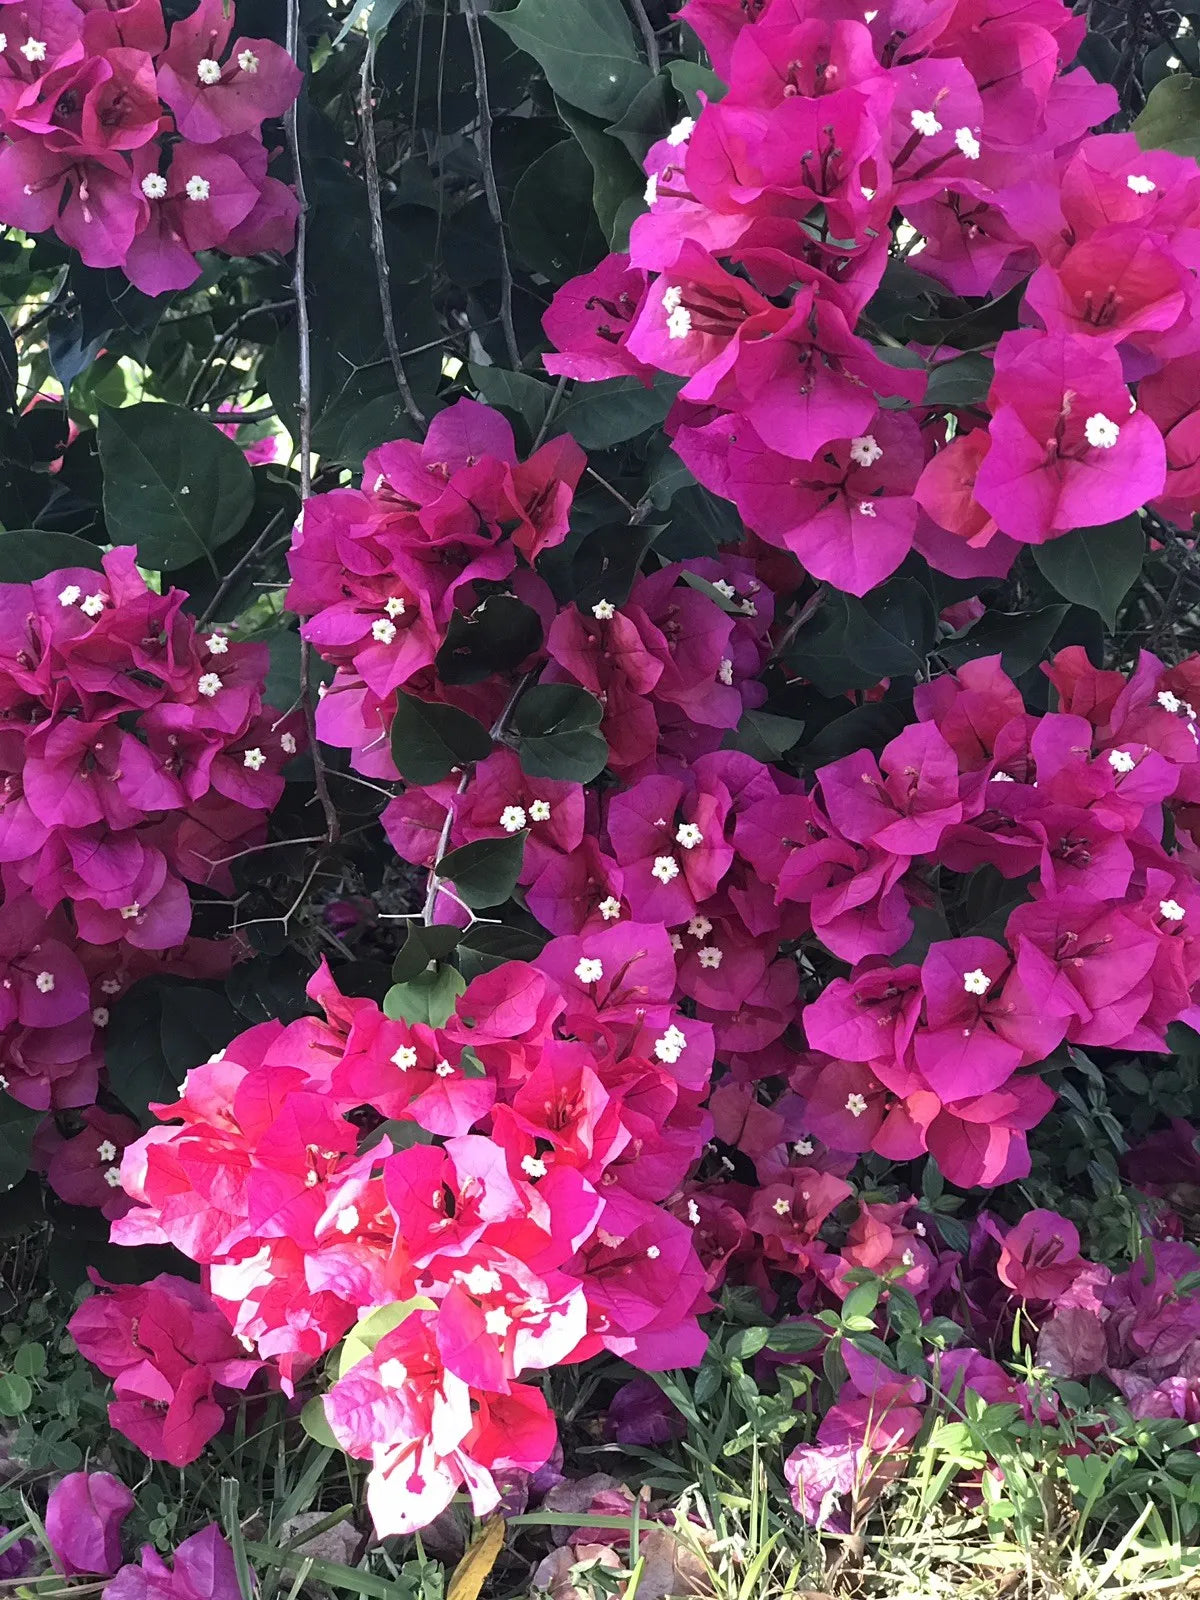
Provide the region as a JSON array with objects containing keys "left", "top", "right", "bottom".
[{"left": 447, "top": 1516, "right": 506, "bottom": 1600}]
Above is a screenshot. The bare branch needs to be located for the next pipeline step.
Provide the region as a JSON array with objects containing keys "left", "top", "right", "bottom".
[{"left": 463, "top": 0, "right": 520, "bottom": 369}]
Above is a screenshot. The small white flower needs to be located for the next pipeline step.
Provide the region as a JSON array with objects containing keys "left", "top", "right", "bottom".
[
  {"left": 574, "top": 957, "right": 604, "bottom": 984},
  {"left": 687, "top": 1198, "right": 701, "bottom": 1225},
  {"left": 198, "top": 672, "right": 223, "bottom": 697},
  {"left": 371, "top": 618, "right": 396, "bottom": 644},
  {"left": 849, "top": 434, "right": 883, "bottom": 468},
  {"left": 670, "top": 932, "right": 683, "bottom": 950},
  {"left": 954, "top": 127, "right": 980, "bottom": 159},
  {"left": 34, "top": 971, "right": 54, "bottom": 993},
  {"left": 96, "top": 1141, "right": 117, "bottom": 1163},
  {"left": 208, "top": 1049, "right": 225, "bottom": 1063},
  {"left": 80, "top": 592, "right": 108, "bottom": 618},
  {"left": 697, "top": 946, "right": 723, "bottom": 969},
  {"left": 101, "top": 976, "right": 122, "bottom": 995},
  {"left": 185, "top": 175, "right": 211, "bottom": 202},
  {"left": 644, "top": 172, "right": 659, "bottom": 206},
  {"left": 1108, "top": 748, "right": 1136, "bottom": 773},
  {"left": 857, "top": 500, "right": 877, "bottom": 518},
  {"left": 646, "top": 1245, "right": 661, "bottom": 1260},
  {"left": 910, "top": 108, "right": 943, "bottom": 137},
  {"left": 391, "top": 1044, "right": 417, "bottom": 1071},
  {"left": 666, "top": 305, "right": 693, "bottom": 340},
  {"left": 280, "top": 732, "right": 297, "bottom": 755},
  {"left": 915, "top": 1222, "right": 927, "bottom": 1237},
  {"left": 0, "top": 1074, "right": 8, "bottom": 1091},
  {"left": 845, "top": 1092, "right": 869, "bottom": 1117},
  {"left": 1084, "top": 412, "right": 1120, "bottom": 449},
  {"left": 598, "top": 896, "right": 622, "bottom": 920},
  {"left": 463, "top": 1265, "right": 502, "bottom": 1295},
  {"left": 104, "top": 1167, "right": 123, "bottom": 1188},
  {"left": 687, "top": 915, "right": 713, "bottom": 939},
  {"left": 712, "top": 579, "right": 736, "bottom": 599},
  {"left": 57, "top": 585, "right": 81, "bottom": 607},
  {"left": 772, "top": 1196, "right": 791, "bottom": 1215},
  {"left": 0, "top": 34, "right": 7, "bottom": 52},
  {"left": 651, "top": 855, "right": 680, "bottom": 884},
  {"left": 592, "top": 599, "right": 615, "bottom": 620},
  {"left": 963, "top": 968, "right": 991, "bottom": 995},
  {"left": 92, "top": 1007, "right": 109, "bottom": 1027},
  {"left": 793, "top": 1137, "right": 814, "bottom": 1157},
  {"left": 901, "top": 1248, "right": 916, "bottom": 1267},
  {"left": 528, "top": 799, "right": 551, "bottom": 822},
  {"left": 676, "top": 822, "right": 704, "bottom": 849},
  {"left": 334, "top": 1206, "right": 359, "bottom": 1235},
  {"left": 662, "top": 284, "right": 683, "bottom": 312},
  {"left": 206, "top": 632, "right": 229, "bottom": 654},
  {"left": 140, "top": 173, "right": 167, "bottom": 199},
  {"left": 667, "top": 115, "right": 696, "bottom": 146},
  {"left": 237, "top": 48, "right": 259, "bottom": 72},
  {"left": 434, "top": 1058, "right": 454, "bottom": 1077},
  {"left": 500, "top": 804, "right": 527, "bottom": 833},
  {"left": 120, "top": 903, "right": 141, "bottom": 921},
  {"left": 20, "top": 37, "right": 46, "bottom": 62},
  {"left": 521, "top": 1154, "right": 547, "bottom": 1178},
  {"left": 384, "top": 595, "right": 406, "bottom": 617},
  {"left": 717, "top": 658, "right": 734, "bottom": 686},
  {"left": 378, "top": 1358, "right": 408, "bottom": 1388},
  {"left": 1127, "top": 173, "right": 1156, "bottom": 194},
  {"left": 654, "top": 1024, "right": 687, "bottom": 1065},
  {"left": 484, "top": 1306, "right": 512, "bottom": 1336},
  {"left": 1160, "top": 898, "right": 1186, "bottom": 922},
  {"left": 1158, "top": 690, "right": 1182, "bottom": 713},
  {"left": 243, "top": 748, "right": 266, "bottom": 771},
  {"left": 991, "top": 770, "right": 1015, "bottom": 782},
  {"left": 197, "top": 57, "right": 222, "bottom": 83}
]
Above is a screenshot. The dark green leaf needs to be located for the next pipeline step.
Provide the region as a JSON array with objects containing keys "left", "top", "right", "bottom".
[
  {"left": 0, "top": 531, "right": 105, "bottom": 581},
  {"left": 557, "top": 100, "right": 648, "bottom": 245},
  {"left": 457, "top": 922, "right": 549, "bottom": 981},
  {"left": 924, "top": 351, "right": 992, "bottom": 408},
  {"left": 436, "top": 832, "right": 527, "bottom": 910},
  {"left": 942, "top": 604, "right": 1069, "bottom": 678},
  {"left": 0, "top": 1097, "right": 42, "bottom": 1194},
  {"left": 512, "top": 682, "right": 609, "bottom": 781},
  {"left": 489, "top": 0, "right": 652, "bottom": 122},
  {"left": 509, "top": 140, "right": 608, "bottom": 283},
  {"left": 604, "top": 72, "right": 674, "bottom": 163},
  {"left": 723, "top": 709, "right": 805, "bottom": 761},
  {"left": 390, "top": 923, "right": 463, "bottom": 983},
  {"left": 468, "top": 364, "right": 553, "bottom": 440},
  {"left": 787, "top": 580, "right": 937, "bottom": 695},
  {"left": 436, "top": 595, "right": 544, "bottom": 686},
  {"left": 551, "top": 371, "right": 683, "bottom": 449},
  {"left": 383, "top": 968, "right": 466, "bottom": 1028},
  {"left": 0, "top": 1374, "right": 31, "bottom": 1416},
  {"left": 390, "top": 690, "right": 493, "bottom": 785},
  {"left": 98, "top": 402, "right": 254, "bottom": 572},
  {"left": 0, "top": 313, "right": 15, "bottom": 415},
  {"left": 105, "top": 978, "right": 239, "bottom": 1123},
  {"left": 665, "top": 59, "right": 725, "bottom": 113},
  {"left": 1032, "top": 516, "right": 1144, "bottom": 628},
  {"left": 1135, "top": 74, "right": 1200, "bottom": 156}
]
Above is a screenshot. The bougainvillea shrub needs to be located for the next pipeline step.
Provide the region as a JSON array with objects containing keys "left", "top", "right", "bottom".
[{"left": 5, "top": 0, "right": 1200, "bottom": 1584}]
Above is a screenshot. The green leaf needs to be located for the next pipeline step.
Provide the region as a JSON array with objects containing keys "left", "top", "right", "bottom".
[
  {"left": 786, "top": 580, "right": 937, "bottom": 696},
  {"left": 383, "top": 968, "right": 467, "bottom": 1027},
  {"left": 436, "top": 832, "right": 527, "bottom": 909},
  {"left": 390, "top": 923, "right": 463, "bottom": 983},
  {"left": 665, "top": 59, "right": 725, "bottom": 113},
  {"left": 942, "top": 604, "right": 1069, "bottom": 678},
  {"left": 0, "top": 531, "right": 105, "bottom": 581},
  {"left": 509, "top": 140, "right": 608, "bottom": 283},
  {"left": 457, "top": 923, "right": 549, "bottom": 981},
  {"left": 551, "top": 372, "right": 683, "bottom": 449},
  {"left": 1032, "top": 516, "right": 1144, "bottom": 628},
  {"left": 467, "top": 364, "right": 553, "bottom": 439},
  {"left": 557, "top": 100, "right": 648, "bottom": 246},
  {"left": 0, "top": 1374, "right": 31, "bottom": 1416},
  {"left": 723, "top": 709, "right": 805, "bottom": 761},
  {"left": 512, "top": 683, "right": 609, "bottom": 781},
  {"left": 337, "top": 1298, "right": 434, "bottom": 1379},
  {"left": 436, "top": 595, "right": 544, "bottom": 686},
  {"left": 488, "top": 0, "right": 652, "bottom": 122},
  {"left": 105, "top": 978, "right": 240, "bottom": 1123},
  {"left": 299, "top": 1397, "right": 340, "bottom": 1450},
  {"left": 0, "top": 1096, "right": 42, "bottom": 1193},
  {"left": 1135, "top": 73, "right": 1200, "bottom": 156},
  {"left": 12, "top": 1342, "right": 46, "bottom": 1379},
  {"left": 924, "top": 351, "right": 992, "bottom": 408},
  {"left": 98, "top": 402, "right": 255, "bottom": 573},
  {"left": 765, "top": 1322, "right": 824, "bottom": 1355},
  {"left": 390, "top": 690, "right": 493, "bottom": 785}
]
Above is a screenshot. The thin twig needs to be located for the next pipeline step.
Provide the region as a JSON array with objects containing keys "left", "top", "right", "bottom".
[
  {"left": 197, "top": 508, "right": 290, "bottom": 628},
  {"left": 626, "top": 0, "right": 660, "bottom": 73},
  {"left": 531, "top": 374, "right": 568, "bottom": 450},
  {"left": 286, "top": 0, "right": 340, "bottom": 847},
  {"left": 463, "top": 0, "right": 520, "bottom": 368},
  {"left": 183, "top": 299, "right": 295, "bottom": 409},
  {"left": 359, "top": 48, "right": 425, "bottom": 424}
]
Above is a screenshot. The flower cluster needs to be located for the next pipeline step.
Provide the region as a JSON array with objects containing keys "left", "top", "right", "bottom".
[
  {"left": 0, "top": 546, "right": 298, "bottom": 1110},
  {"left": 541, "top": 0, "right": 1200, "bottom": 595},
  {"left": 0, "top": 0, "right": 300, "bottom": 295},
  {"left": 110, "top": 940, "right": 714, "bottom": 1533}
]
